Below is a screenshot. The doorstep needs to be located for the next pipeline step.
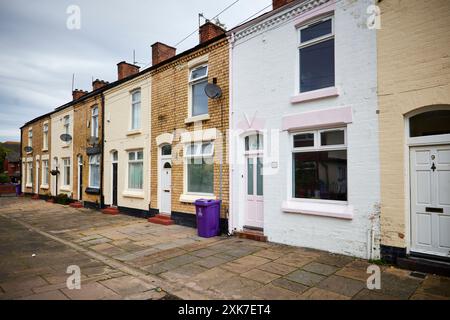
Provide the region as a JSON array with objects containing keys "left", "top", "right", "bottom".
[
  {"left": 69, "top": 201, "right": 83, "bottom": 209},
  {"left": 234, "top": 228, "right": 267, "bottom": 242},
  {"left": 397, "top": 255, "right": 450, "bottom": 277},
  {"left": 148, "top": 214, "right": 174, "bottom": 226},
  {"left": 102, "top": 206, "right": 120, "bottom": 216}
]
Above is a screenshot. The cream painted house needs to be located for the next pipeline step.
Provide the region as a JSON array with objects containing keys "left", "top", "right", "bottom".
[
  {"left": 103, "top": 65, "right": 151, "bottom": 216},
  {"left": 378, "top": 0, "right": 450, "bottom": 264},
  {"left": 50, "top": 106, "right": 74, "bottom": 196}
]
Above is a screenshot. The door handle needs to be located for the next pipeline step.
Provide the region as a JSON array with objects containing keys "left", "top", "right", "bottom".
[{"left": 426, "top": 207, "right": 444, "bottom": 213}]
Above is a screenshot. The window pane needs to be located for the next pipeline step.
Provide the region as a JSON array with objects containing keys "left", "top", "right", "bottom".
[
  {"left": 132, "top": 103, "right": 141, "bottom": 129},
  {"left": 161, "top": 145, "right": 172, "bottom": 156},
  {"left": 301, "top": 19, "right": 332, "bottom": 43},
  {"left": 246, "top": 134, "right": 263, "bottom": 151},
  {"left": 137, "top": 151, "right": 143, "bottom": 160},
  {"left": 300, "top": 39, "right": 335, "bottom": 93},
  {"left": 294, "top": 133, "right": 314, "bottom": 148},
  {"left": 132, "top": 91, "right": 141, "bottom": 103},
  {"left": 191, "top": 66, "right": 207, "bottom": 80},
  {"left": 90, "top": 162, "right": 100, "bottom": 188},
  {"left": 321, "top": 130, "right": 345, "bottom": 146},
  {"left": 112, "top": 152, "right": 118, "bottom": 162},
  {"left": 129, "top": 152, "right": 135, "bottom": 161},
  {"left": 293, "top": 150, "right": 347, "bottom": 201},
  {"left": 257, "top": 157, "right": 263, "bottom": 196},
  {"left": 247, "top": 158, "right": 254, "bottom": 195},
  {"left": 128, "top": 162, "right": 143, "bottom": 189},
  {"left": 410, "top": 110, "right": 450, "bottom": 137},
  {"left": 202, "top": 143, "right": 213, "bottom": 155},
  {"left": 188, "top": 158, "right": 213, "bottom": 194},
  {"left": 186, "top": 144, "right": 197, "bottom": 156},
  {"left": 192, "top": 80, "right": 208, "bottom": 116}
]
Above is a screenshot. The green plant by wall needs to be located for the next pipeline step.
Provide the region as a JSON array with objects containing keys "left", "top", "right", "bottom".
[{"left": 0, "top": 173, "right": 11, "bottom": 184}]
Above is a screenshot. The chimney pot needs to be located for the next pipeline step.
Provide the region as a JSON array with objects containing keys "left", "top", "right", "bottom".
[
  {"left": 199, "top": 21, "right": 225, "bottom": 44},
  {"left": 92, "top": 79, "right": 109, "bottom": 91},
  {"left": 72, "top": 89, "right": 88, "bottom": 101},
  {"left": 117, "top": 62, "right": 140, "bottom": 80},
  {"left": 151, "top": 42, "right": 176, "bottom": 66},
  {"left": 272, "top": 0, "right": 296, "bottom": 10}
]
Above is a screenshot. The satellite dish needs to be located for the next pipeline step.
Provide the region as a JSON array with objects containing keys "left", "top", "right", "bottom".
[
  {"left": 24, "top": 146, "right": 33, "bottom": 153},
  {"left": 205, "top": 83, "right": 222, "bottom": 99},
  {"left": 60, "top": 134, "right": 72, "bottom": 142}
]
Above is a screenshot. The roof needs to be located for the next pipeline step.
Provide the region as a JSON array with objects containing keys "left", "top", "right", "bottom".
[
  {"left": 20, "top": 33, "right": 228, "bottom": 130},
  {"left": 5, "top": 152, "right": 20, "bottom": 163}
]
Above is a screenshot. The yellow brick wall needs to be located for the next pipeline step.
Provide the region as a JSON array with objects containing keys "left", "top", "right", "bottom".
[
  {"left": 21, "top": 117, "right": 52, "bottom": 195},
  {"left": 378, "top": 0, "right": 450, "bottom": 248},
  {"left": 150, "top": 39, "right": 229, "bottom": 218},
  {"left": 72, "top": 95, "right": 103, "bottom": 204}
]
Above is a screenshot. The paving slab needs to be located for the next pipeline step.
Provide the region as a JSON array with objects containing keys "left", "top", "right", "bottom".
[
  {"left": 303, "top": 262, "right": 339, "bottom": 276},
  {"left": 257, "top": 262, "right": 297, "bottom": 276},
  {"left": 271, "top": 278, "right": 309, "bottom": 294},
  {"left": 284, "top": 270, "right": 326, "bottom": 287},
  {"left": 100, "top": 275, "right": 155, "bottom": 296},
  {"left": 241, "top": 269, "right": 281, "bottom": 284},
  {"left": 317, "top": 275, "right": 366, "bottom": 298}
]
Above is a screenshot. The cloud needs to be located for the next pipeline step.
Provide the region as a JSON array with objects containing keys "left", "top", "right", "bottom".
[{"left": 0, "top": 0, "right": 272, "bottom": 142}]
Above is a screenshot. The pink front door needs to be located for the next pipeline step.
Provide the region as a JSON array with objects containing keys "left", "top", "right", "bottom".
[{"left": 245, "top": 156, "right": 264, "bottom": 228}]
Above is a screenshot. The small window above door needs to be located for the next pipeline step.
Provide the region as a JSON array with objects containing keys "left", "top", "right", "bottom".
[
  {"left": 161, "top": 145, "right": 172, "bottom": 156},
  {"left": 410, "top": 110, "right": 450, "bottom": 137},
  {"left": 245, "top": 134, "right": 264, "bottom": 152}
]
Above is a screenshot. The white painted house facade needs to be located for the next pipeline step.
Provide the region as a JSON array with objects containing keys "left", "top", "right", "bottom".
[
  {"left": 103, "top": 72, "right": 151, "bottom": 215},
  {"left": 50, "top": 106, "right": 74, "bottom": 197},
  {"left": 229, "top": 0, "right": 381, "bottom": 259}
]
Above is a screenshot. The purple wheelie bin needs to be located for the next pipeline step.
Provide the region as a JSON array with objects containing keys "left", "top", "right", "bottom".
[{"left": 194, "top": 199, "right": 221, "bottom": 238}]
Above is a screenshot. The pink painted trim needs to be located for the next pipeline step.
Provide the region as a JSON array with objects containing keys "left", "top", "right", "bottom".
[
  {"left": 294, "top": 0, "right": 336, "bottom": 28},
  {"left": 282, "top": 106, "right": 352, "bottom": 131},
  {"left": 282, "top": 201, "right": 353, "bottom": 220},
  {"left": 291, "top": 87, "right": 339, "bottom": 104}
]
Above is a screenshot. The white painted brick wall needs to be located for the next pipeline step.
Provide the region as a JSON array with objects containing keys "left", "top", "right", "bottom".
[{"left": 230, "top": 0, "right": 380, "bottom": 258}]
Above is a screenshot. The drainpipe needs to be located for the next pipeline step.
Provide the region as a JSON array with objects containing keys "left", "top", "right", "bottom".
[
  {"left": 100, "top": 93, "right": 105, "bottom": 209},
  {"left": 227, "top": 31, "right": 235, "bottom": 236}
]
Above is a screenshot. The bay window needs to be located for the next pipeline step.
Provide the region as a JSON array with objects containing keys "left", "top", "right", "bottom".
[
  {"left": 298, "top": 16, "right": 335, "bottom": 93},
  {"left": 189, "top": 65, "right": 209, "bottom": 117},
  {"left": 89, "top": 155, "right": 100, "bottom": 188},
  {"left": 292, "top": 128, "right": 347, "bottom": 201},
  {"left": 128, "top": 150, "right": 143, "bottom": 190},
  {"left": 185, "top": 142, "right": 214, "bottom": 194},
  {"left": 131, "top": 90, "right": 141, "bottom": 130}
]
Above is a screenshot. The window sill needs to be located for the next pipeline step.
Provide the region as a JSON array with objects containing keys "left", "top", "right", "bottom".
[
  {"left": 42, "top": 149, "right": 48, "bottom": 152},
  {"left": 60, "top": 187, "right": 71, "bottom": 192},
  {"left": 126, "top": 130, "right": 142, "bottom": 137},
  {"left": 180, "top": 193, "right": 216, "bottom": 204},
  {"left": 25, "top": 183, "right": 32, "bottom": 188},
  {"left": 62, "top": 144, "right": 70, "bottom": 149},
  {"left": 85, "top": 187, "right": 100, "bottom": 195},
  {"left": 185, "top": 114, "right": 210, "bottom": 124},
  {"left": 40, "top": 185, "right": 49, "bottom": 190},
  {"left": 123, "top": 190, "right": 144, "bottom": 199},
  {"left": 291, "top": 87, "right": 339, "bottom": 104},
  {"left": 281, "top": 200, "right": 353, "bottom": 220}
]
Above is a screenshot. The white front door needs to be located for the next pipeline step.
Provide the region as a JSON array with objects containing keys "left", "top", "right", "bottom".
[
  {"left": 160, "top": 160, "right": 172, "bottom": 215},
  {"left": 410, "top": 145, "right": 450, "bottom": 257},
  {"left": 245, "top": 156, "right": 264, "bottom": 228}
]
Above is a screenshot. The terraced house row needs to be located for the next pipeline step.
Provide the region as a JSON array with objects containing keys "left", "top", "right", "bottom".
[{"left": 20, "top": 0, "right": 450, "bottom": 272}]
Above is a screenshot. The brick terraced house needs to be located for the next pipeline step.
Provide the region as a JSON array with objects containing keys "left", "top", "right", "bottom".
[
  {"left": 20, "top": 113, "right": 52, "bottom": 198},
  {"left": 149, "top": 22, "right": 229, "bottom": 229}
]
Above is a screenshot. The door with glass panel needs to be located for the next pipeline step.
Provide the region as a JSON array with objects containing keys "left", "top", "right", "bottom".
[
  {"left": 244, "top": 134, "right": 264, "bottom": 229},
  {"left": 160, "top": 145, "right": 172, "bottom": 215},
  {"left": 112, "top": 152, "right": 118, "bottom": 207}
]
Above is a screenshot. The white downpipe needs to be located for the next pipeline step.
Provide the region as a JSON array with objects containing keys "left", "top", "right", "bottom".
[{"left": 228, "top": 32, "right": 235, "bottom": 235}]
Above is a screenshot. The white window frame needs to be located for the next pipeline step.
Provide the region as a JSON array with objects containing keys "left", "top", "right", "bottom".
[
  {"left": 188, "top": 64, "right": 209, "bottom": 118},
  {"left": 297, "top": 15, "right": 335, "bottom": 94},
  {"left": 91, "top": 106, "right": 99, "bottom": 138},
  {"left": 42, "top": 123, "right": 48, "bottom": 151},
  {"left": 290, "top": 127, "right": 347, "bottom": 205},
  {"left": 127, "top": 150, "right": 144, "bottom": 191},
  {"left": 28, "top": 128, "right": 33, "bottom": 149},
  {"left": 63, "top": 115, "right": 70, "bottom": 135},
  {"left": 130, "top": 89, "right": 141, "bottom": 131},
  {"left": 62, "top": 158, "right": 71, "bottom": 187},
  {"left": 88, "top": 155, "right": 100, "bottom": 189},
  {"left": 184, "top": 141, "right": 215, "bottom": 196},
  {"left": 41, "top": 160, "right": 49, "bottom": 187},
  {"left": 26, "top": 161, "right": 33, "bottom": 186}
]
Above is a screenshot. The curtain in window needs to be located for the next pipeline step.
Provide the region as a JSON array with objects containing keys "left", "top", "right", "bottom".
[
  {"left": 89, "top": 156, "right": 100, "bottom": 188},
  {"left": 128, "top": 162, "right": 143, "bottom": 189}
]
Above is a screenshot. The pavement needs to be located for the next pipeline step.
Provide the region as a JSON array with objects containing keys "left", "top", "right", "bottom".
[{"left": 0, "top": 197, "right": 449, "bottom": 300}]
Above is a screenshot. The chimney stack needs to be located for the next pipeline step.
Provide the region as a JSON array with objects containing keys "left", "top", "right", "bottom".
[
  {"left": 72, "top": 89, "right": 88, "bottom": 101},
  {"left": 117, "top": 62, "right": 140, "bottom": 80},
  {"left": 151, "top": 42, "right": 176, "bottom": 66},
  {"left": 199, "top": 21, "right": 225, "bottom": 44},
  {"left": 272, "top": 0, "right": 295, "bottom": 10},
  {"left": 92, "top": 79, "right": 109, "bottom": 91}
]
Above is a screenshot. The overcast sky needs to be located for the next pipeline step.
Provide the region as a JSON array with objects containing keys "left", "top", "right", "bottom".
[{"left": 0, "top": 0, "right": 272, "bottom": 142}]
